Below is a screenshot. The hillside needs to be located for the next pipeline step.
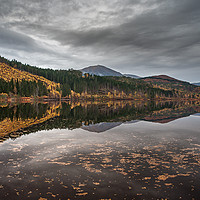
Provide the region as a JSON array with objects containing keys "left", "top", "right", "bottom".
[
  {"left": 142, "top": 75, "right": 200, "bottom": 98},
  {"left": 0, "top": 56, "right": 178, "bottom": 100},
  {"left": 0, "top": 62, "right": 61, "bottom": 98},
  {"left": 81, "top": 65, "right": 123, "bottom": 76},
  {"left": 0, "top": 56, "right": 199, "bottom": 100}
]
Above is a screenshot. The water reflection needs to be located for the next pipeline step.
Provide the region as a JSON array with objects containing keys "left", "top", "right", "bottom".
[
  {"left": 0, "top": 100, "right": 200, "bottom": 140},
  {"left": 0, "top": 101, "right": 200, "bottom": 199}
]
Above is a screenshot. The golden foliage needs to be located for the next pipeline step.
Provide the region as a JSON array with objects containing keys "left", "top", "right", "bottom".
[{"left": 0, "top": 63, "right": 61, "bottom": 98}]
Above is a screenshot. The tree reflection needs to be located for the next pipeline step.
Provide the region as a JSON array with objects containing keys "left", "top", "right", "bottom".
[{"left": 0, "top": 100, "right": 200, "bottom": 141}]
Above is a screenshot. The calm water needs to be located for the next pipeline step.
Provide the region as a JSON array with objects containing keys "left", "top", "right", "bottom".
[{"left": 0, "top": 101, "right": 200, "bottom": 199}]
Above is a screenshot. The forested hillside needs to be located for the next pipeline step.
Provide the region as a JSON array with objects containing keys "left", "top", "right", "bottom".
[
  {"left": 142, "top": 75, "right": 200, "bottom": 98},
  {"left": 0, "top": 56, "right": 199, "bottom": 100},
  {"left": 0, "top": 61, "right": 61, "bottom": 98}
]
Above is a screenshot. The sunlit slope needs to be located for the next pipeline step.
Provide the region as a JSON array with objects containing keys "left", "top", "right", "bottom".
[
  {"left": 0, "top": 62, "right": 61, "bottom": 98},
  {"left": 142, "top": 75, "right": 200, "bottom": 98}
]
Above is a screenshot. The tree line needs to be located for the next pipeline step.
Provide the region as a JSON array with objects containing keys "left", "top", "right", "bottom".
[{"left": 0, "top": 78, "right": 48, "bottom": 97}]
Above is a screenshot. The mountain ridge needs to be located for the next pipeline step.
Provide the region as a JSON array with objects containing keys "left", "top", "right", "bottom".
[
  {"left": 81, "top": 65, "right": 123, "bottom": 77},
  {"left": 81, "top": 65, "right": 141, "bottom": 79},
  {"left": 193, "top": 82, "right": 200, "bottom": 86}
]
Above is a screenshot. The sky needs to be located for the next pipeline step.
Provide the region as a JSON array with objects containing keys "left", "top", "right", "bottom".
[{"left": 0, "top": 0, "right": 200, "bottom": 82}]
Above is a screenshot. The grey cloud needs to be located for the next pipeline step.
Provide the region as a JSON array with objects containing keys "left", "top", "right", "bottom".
[
  {"left": 0, "top": 27, "right": 83, "bottom": 68},
  {"left": 0, "top": 27, "right": 41, "bottom": 52},
  {"left": 0, "top": 0, "right": 199, "bottom": 82},
  {"left": 0, "top": 27, "right": 65, "bottom": 57},
  {"left": 52, "top": 0, "right": 200, "bottom": 52}
]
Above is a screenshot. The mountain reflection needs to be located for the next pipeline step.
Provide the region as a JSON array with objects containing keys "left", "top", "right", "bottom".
[{"left": 0, "top": 100, "right": 200, "bottom": 141}]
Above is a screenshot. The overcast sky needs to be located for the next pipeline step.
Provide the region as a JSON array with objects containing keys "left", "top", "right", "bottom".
[{"left": 0, "top": 0, "right": 200, "bottom": 82}]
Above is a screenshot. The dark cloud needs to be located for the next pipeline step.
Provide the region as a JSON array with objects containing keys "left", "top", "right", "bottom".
[
  {"left": 0, "top": 0, "right": 199, "bottom": 81},
  {"left": 0, "top": 27, "right": 43, "bottom": 52},
  {"left": 52, "top": 0, "right": 200, "bottom": 51}
]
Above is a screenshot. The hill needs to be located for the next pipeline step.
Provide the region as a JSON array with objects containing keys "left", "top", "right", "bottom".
[
  {"left": 0, "top": 62, "right": 61, "bottom": 98},
  {"left": 0, "top": 55, "right": 199, "bottom": 100},
  {"left": 81, "top": 65, "right": 123, "bottom": 76},
  {"left": 141, "top": 75, "right": 200, "bottom": 98},
  {"left": 0, "top": 56, "right": 178, "bottom": 100}
]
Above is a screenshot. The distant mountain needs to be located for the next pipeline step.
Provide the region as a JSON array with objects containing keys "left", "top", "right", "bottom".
[
  {"left": 81, "top": 120, "right": 141, "bottom": 133},
  {"left": 193, "top": 113, "right": 200, "bottom": 116},
  {"left": 81, "top": 122, "right": 122, "bottom": 133},
  {"left": 142, "top": 75, "right": 200, "bottom": 94},
  {"left": 123, "top": 120, "right": 140, "bottom": 124},
  {"left": 81, "top": 65, "right": 141, "bottom": 80},
  {"left": 193, "top": 82, "right": 200, "bottom": 86},
  {"left": 123, "top": 74, "right": 141, "bottom": 79},
  {"left": 81, "top": 65, "right": 123, "bottom": 77}
]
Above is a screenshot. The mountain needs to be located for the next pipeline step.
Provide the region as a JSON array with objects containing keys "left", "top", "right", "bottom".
[
  {"left": 193, "top": 82, "right": 200, "bottom": 86},
  {"left": 81, "top": 120, "right": 140, "bottom": 133},
  {"left": 81, "top": 65, "right": 123, "bottom": 76},
  {"left": 123, "top": 120, "right": 140, "bottom": 124},
  {"left": 123, "top": 74, "right": 141, "bottom": 79},
  {"left": 193, "top": 113, "right": 200, "bottom": 116},
  {"left": 81, "top": 122, "right": 122, "bottom": 133},
  {"left": 141, "top": 75, "right": 200, "bottom": 96},
  {"left": 81, "top": 65, "right": 141, "bottom": 79}
]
